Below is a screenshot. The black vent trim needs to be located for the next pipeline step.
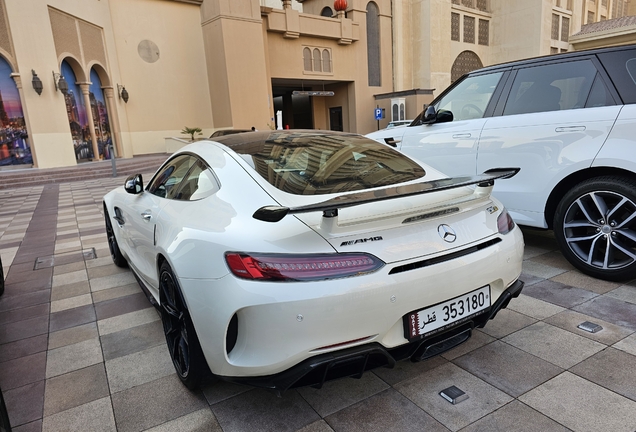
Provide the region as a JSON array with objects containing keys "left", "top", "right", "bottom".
[{"left": 389, "top": 238, "right": 502, "bottom": 275}]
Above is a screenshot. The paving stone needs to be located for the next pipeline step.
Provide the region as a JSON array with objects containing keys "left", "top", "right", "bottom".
[
  {"left": 48, "top": 321, "right": 99, "bottom": 350},
  {"left": 87, "top": 264, "right": 132, "bottom": 279},
  {"left": 0, "top": 303, "right": 50, "bottom": 326},
  {"left": 522, "top": 279, "right": 598, "bottom": 309},
  {"left": 211, "top": 388, "right": 319, "bottom": 432},
  {"left": 12, "top": 419, "right": 42, "bottom": 432},
  {"left": 544, "top": 310, "right": 634, "bottom": 346},
  {"left": 479, "top": 308, "right": 537, "bottom": 339},
  {"left": 0, "top": 351, "right": 46, "bottom": 391},
  {"left": 105, "top": 344, "right": 174, "bottom": 393},
  {"left": 441, "top": 328, "right": 495, "bottom": 360},
  {"left": 101, "top": 320, "right": 165, "bottom": 361},
  {"left": 92, "top": 283, "right": 141, "bottom": 304},
  {"left": 45, "top": 338, "right": 103, "bottom": 378},
  {"left": 521, "top": 261, "right": 567, "bottom": 280},
  {"left": 573, "top": 295, "right": 636, "bottom": 331},
  {"left": 50, "top": 293, "right": 92, "bottom": 313},
  {"left": 90, "top": 272, "right": 136, "bottom": 292},
  {"left": 41, "top": 396, "right": 116, "bottom": 432},
  {"left": 111, "top": 374, "right": 207, "bottom": 432},
  {"left": 48, "top": 304, "right": 96, "bottom": 333},
  {"left": 503, "top": 322, "right": 606, "bottom": 369},
  {"left": 143, "top": 408, "right": 221, "bottom": 432},
  {"left": 605, "top": 285, "right": 636, "bottom": 305},
  {"left": 97, "top": 307, "right": 160, "bottom": 336},
  {"left": 0, "top": 334, "right": 48, "bottom": 363},
  {"left": 519, "top": 372, "right": 636, "bottom": 432},
  {"left": 4, "top": 381, "right": 45, "bottom": 428},
  {"left": 507, "top": 294, "right": 565, "bottom": 320},
  {"left": 201, "top": 380, "right": 252, "bottom": 406},
  {"left": 613, "top": 333, "right": 636, "bottom": 356},
  {"left": 50, "top": 280, "right": 91, "bottom": 301},
  {"left": 51, "top": 269, "right": 87, "bottom": 288},
  {"left": 324, "top": 388, "right": 446, "bottom": 432},
  {"left": 52, "top": 261, "right": 86, "bottom": 276},
  {"left": 453, "top": 340, "right": 563, "bottom": 397},
  {"left": 394, "top": 362, "right": 513, "bottom": 431},
  {"left": 518, "top": 272, "right": 544, "bottom": 286},
  {"left": 528, "top": 251, "right": 575, "bottom": 270},
  {"left": 459, "top": 400, "right": 571, "bottom": 432},
  {"left": 550, "top": 271, "right": 621, "bottom": 295},
  {"left": 372, "top": 355, "right": 447, "bottom": 387},
  {"left": 0, "top": 315, "right": 49, "bottom": 345},
  {"left": 43, "top": 363, "right": 110, "bottom": 416},
  {"left": 298, "top": 372, "right": 389, "bottom": 417},
  {"left": 570, "top": 347, "right": 636, "bottom": 402},
  {"left": 95, "top": 292, "right": 151, "bottom": 321}
]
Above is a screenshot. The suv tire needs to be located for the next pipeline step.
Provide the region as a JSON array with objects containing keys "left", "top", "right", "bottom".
[{"left": 554, "top": 176, "right": 636, "bottom": 281}]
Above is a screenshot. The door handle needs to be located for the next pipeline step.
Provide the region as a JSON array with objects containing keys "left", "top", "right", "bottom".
[
  {"left": 141, "top": 211, "right": 152, "bottom": 221},
  {"left": 452, "top": 133, "right": 471, "bottom": 139},
  {"left": 555, "top": 126, "right": 586, "bottom": 132}
]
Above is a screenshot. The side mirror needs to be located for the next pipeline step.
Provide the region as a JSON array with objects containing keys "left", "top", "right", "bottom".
[
  {"left": 124, "top": 174, "right": 144, "bottom": 195},
  {"left": 423, "top": 105, "right": 437, "bottom": 123},
  {"left": 436, "top": 109, "right": 454, "bottom": 124}
]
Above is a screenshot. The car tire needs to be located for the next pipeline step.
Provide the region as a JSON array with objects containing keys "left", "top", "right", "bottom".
[
  {"left": 158, "top": 261, "right": 211, "bottom": 389},
  {"left": 104, "top": 207, "right": 128, "bottom": 268},
  {"left": 553, "top": 176, "right": 636, "bottom": 281},
  {"left": 0, "top": 258, "right": 4, "bottom": 297}
]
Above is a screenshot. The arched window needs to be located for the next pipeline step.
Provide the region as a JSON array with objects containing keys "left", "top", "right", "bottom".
[
  {"left": 321, "top": 7, "right": 334, "bottom": 17},
  {"left": 303, "top": 47, "right": 312, "bottom": 71},
  {"left": 451, "top": 51, "right": 483, "bottom": 82},
  {"left": 400, "top": 103, "right": 405, "bottom": 120},
  {"left": 313, "top": 48, "right": 322, "bottom": 72},
  {"left": 61, "top": 60, "right": 93, "bottom": 162},
  {"left": 366, "top": 2, "right": 381, "bottom": 86},
  {"left": 0, "top": 56, "right": 30, "bottom": 166},
  {"left": 322, "top": 50, "right": 331, "bottom": 73},
  {"left": 392, "top": 104, "right": 399, "bottom": 120}
]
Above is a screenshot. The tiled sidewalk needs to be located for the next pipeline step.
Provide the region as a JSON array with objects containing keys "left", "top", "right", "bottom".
[{"left": 1, "top": 179, "right": 636, "bottom": 432}]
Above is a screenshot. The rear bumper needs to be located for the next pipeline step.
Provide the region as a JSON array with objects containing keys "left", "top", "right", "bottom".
[{"left": 221, "top": 279, "right": 524, "bottom": 394}]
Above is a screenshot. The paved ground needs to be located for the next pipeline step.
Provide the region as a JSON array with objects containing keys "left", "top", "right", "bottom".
[{"left": 1, "top": 176, "right": 636, "bottom": 432}]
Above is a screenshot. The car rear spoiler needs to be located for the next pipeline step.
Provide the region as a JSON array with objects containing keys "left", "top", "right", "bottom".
[{"left": 253, "top": 168, "right": 520, "bottom": 223}]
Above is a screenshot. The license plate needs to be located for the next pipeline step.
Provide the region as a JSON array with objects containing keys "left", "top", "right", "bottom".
[{"left": 405, "top": 286, "right": 491, "bottom": 340}]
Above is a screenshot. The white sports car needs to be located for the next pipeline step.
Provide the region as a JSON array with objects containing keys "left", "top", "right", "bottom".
[{"left": 103, "top": 130, "right": 524, "bottom": 393}]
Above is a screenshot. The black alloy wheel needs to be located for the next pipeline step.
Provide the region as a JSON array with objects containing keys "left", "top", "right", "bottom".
[
  {"left": 104, "top": 206, "right": 127, "bottom": 268},
  {"left": 554, "top": 176, "right": 636, "bottom": 281},
  {"left": 0, "top": 256, "right": 4, "bottom": 297},
  {"left": 158, "top": 261, "right": 211, "bottom": 389}
]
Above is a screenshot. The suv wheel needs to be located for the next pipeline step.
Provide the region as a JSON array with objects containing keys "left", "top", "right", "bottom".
[{"left": 554, "top": 176, "right": 636, "bottom": 281}]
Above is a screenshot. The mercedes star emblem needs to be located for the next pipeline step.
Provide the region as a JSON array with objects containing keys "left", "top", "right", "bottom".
[{"left": 438, "top": 224, "right": 457, "bottom": 243}]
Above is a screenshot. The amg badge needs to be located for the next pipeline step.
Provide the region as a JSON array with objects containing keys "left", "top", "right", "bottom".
[{"left": 340, "top": 236, "right": 383, "bottom": 247}]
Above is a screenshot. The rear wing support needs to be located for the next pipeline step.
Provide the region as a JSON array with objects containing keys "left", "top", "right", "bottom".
[{"left": 253, "top": 168, "right": 520, "bottom": 223}]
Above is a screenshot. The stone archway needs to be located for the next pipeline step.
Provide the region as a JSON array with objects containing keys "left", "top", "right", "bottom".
[{"left": 451, "top": 51, "right": 483, "bottom": 83}]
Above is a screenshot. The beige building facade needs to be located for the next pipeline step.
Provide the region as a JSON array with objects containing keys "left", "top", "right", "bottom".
[{"left": 0, "top": 0, "right": 634, "bottom": 170}]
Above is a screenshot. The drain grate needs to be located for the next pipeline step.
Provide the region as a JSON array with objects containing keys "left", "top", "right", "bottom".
[{"left": 34, "top": 248, "right": 97, "bottom": 269}]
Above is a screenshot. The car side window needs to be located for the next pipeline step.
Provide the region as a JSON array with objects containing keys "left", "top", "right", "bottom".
[
  {"left": 147, "top": 155, "right": 197, "bottom": 199},
  {"left": 597, "top": 49, "right": 636, "bottom": 104},
  {"left": 434, "top": 72, "right": 503, "bottom": 121},
  {"left": 503, "top": 60, "right": 599, "bottom": 116},
  {"left": 173, "top": 160, "right": 219, "bottom": 201}
]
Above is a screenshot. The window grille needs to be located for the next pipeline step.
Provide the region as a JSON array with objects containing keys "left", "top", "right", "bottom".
[
  {"left": 587, "top": 11, "right": 595, "bottom": 23},
  {"left": 461, "top": 0, "right": 474, "bottom": 8},
  {"left": 478, "top": 19, "right": 489, "bottom": 45},
  {"left": 477, "top": 0, "right": 487, "bottom": 11},
  {"left": 464, "top": 16, "right": 475, "bottom": 44},
  {"left": 322, "top": 50, "right": 331, "bottom": 73},
  {"left": 452, "top": 13, "right": 460, "bottom": 41},
  {"left": 552, "top": 14, "right": 559, "bottom": 40},
  {"left": 551, "top": 47, "right": 558, "bottom": 54},
  {"left": 303, "top": 48, "right": 312, "bottom": 71},
  {"left": 313, "top": 48, "right": 322, "bottom": 72},
  {"left": 561, "top": 16, "right": 569, "bottom": 41}
]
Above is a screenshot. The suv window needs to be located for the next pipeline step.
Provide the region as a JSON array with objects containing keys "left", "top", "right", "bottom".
[
  {"left": 503, "top": 60, "right": 601, "bottom": 115},
  {"left": 434, "top": 72, "right": 503, "bottom": 121},
  {"left": 597, "top": 49, "right": 636, "bottom": 104}
]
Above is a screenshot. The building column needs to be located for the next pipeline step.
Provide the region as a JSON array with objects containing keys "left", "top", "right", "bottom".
[
  {"left": 79, "top": 83, "right": 100, "bottom": 161},
  {"left": 102, "top": 87, "right": 122, "bottom": 158},
  {"left": 10, "top": 73, "right": 39, "bottom": 168}
]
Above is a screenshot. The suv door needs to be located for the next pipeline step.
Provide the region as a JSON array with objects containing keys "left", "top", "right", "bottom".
[
  {"left": 477, "top": 58, "right": 621, "bottom": 228},
  {"left": 398, "top": 72, "right": 506, "bottom": 176}
]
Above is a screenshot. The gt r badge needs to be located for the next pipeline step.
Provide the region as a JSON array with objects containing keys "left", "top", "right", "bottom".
[
  {"left": 340, "top": 236, "right": 383, "bottom": 247},
  {"left": 438, "top": 224, "right": 457, "bottom": 243}
]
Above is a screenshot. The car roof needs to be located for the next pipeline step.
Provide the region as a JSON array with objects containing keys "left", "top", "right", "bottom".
[{"left": 468, "top": 43, "right": 636, "bottom": 76}]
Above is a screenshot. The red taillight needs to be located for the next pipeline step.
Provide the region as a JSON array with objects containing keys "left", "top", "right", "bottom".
[
  {"left": 497, "top": 208, "right": 515, "bottom": 235},
  {"left": 225, "top": 252, "right": 384, "bottom": 281}
]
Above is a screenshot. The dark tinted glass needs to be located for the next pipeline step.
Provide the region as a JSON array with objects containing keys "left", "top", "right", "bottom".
[
  {"left": 223, "top": 131, "right": 426, "bottom": 196},
  {"left": 147, "top": 155, "right": 196, "bottom": 199},
  {"left": 503, "top": 60, "right": 597, "bottom": 115},
  {"left": 585, "top": 74, "right": 616, "bottom": 108},
  {"left": 172, "top": 160, "right": 219, "bottom": 201},
  {"left": 598, "top": 49, "right": 636, "bottom": 104}
]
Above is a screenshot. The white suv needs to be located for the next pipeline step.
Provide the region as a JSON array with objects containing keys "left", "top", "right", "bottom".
[{"left": 368, "top": 44, "right": 636, "bottom": 281}]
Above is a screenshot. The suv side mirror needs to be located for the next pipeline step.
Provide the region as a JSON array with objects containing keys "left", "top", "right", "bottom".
[
  {"left": 422, "top": 106, "right": 454, "bottom": 124},
  {"left": 124, "top": 174, "right": 144, "bottom": 195}
]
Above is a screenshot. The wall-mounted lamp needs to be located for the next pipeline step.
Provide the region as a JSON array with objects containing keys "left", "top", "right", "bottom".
[
  {"left": 52, "top": 71, "right": 68, "bottom": 95},
  {"left": 117, "top": 84, "right": 129, "bottom": 103},
  {"left": 31, "top": 70, "right": 43, "bottom": 95}
]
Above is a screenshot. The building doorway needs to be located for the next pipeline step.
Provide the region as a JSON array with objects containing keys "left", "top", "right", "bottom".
[{"left": 329, "top": 107, "right": 343, "bottom": 131}]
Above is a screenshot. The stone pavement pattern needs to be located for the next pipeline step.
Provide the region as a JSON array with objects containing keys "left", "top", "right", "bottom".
[{"left": 1, "top": 177, "right": 636, "bottom": 432}]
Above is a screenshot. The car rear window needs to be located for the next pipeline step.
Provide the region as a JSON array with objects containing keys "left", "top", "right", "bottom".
[
  {"left": 598, "top": 48, "right": 636, "bottom": 104},
  {"left": 219, "top": 131, "right": 426, "bottom": 195}
]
